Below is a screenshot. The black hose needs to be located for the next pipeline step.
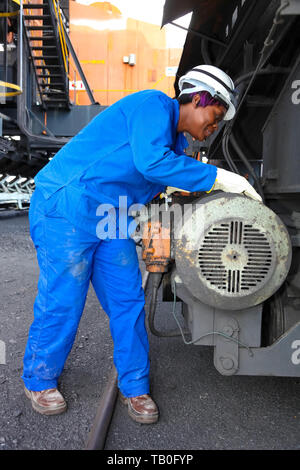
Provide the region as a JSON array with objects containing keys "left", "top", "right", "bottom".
[
  {"left": 201, "top": 39, "right": 212, "bottom": 65},
  {"left": 222, "top": 131, "right": 240, "bottom": 174},
  {"left": 148, "top": 272, "right": 188, "bottom": 338},
  {"left": 229, "top": 132, "right": 265, "bottom": 202},
  {"left": 218, "top": 67, "right": 290, "bottom": 197},
  {"left": 234, "top": 67, "right": 291, "bottom": 86}
]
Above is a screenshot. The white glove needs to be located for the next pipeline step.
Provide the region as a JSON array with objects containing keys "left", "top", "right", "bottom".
[
  {"left": 165, "top": 186, "right": 190, "bottom": 196},
  {"left": 211, "top": 168, "right": 262, "bottom": 202}
]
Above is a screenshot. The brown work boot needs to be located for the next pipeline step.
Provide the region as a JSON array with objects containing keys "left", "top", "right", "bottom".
[
  {"left": 24, "top": 386, "right": 67, "bottom": 415},
  {"left": 119, "top": 392, "right": 159, "bottom": 424}
]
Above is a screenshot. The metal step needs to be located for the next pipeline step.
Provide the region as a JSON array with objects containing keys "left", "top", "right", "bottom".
[
  {"left": 35, "top": 65, "right": 63, "bottom": 68},
  {"left": 39, "top": 82, "right": 65, "bottom": 86},
  {"left": 29, "top": 36, "right": 56, "bottom": 41},
  {"left": 40, "top": 89, "right": 66, "bottom": 93},
  {"left": 23, "top": 4, "right": 50, "bottom": 8},
  {"left": 45, "top": 99, "right": 68, "bottom": 103},
  {"left": 31, "top": 46, "right": 57, "bottom": 50},
  {"left": 37, "top": 73, "right": 63, "bottom": 78},
  {"left": 42, "top": 90, "right": 68, "bottom": 98},
  {"left": 32, "top": 56, "right": 59, "bottom": 59},
  {"left": 26, "top": 25, "right": 54, "bottom": 31},
  {"left": 24, "top": 15, "right": 51, "bottom": 20}
]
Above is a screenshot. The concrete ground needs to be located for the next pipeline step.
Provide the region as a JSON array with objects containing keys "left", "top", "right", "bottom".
[{"left": 0, "top": 211, "right": 300, "bottom": 450}]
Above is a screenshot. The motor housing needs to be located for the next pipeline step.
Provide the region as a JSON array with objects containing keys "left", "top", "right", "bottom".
[{"left": 173, "top": 193, "right": 292, "bottom": 310}]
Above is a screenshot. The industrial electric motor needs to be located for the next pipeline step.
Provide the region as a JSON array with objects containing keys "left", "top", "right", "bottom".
[{"left": 173, "top": 193, "right": 292, "bottom": 311}]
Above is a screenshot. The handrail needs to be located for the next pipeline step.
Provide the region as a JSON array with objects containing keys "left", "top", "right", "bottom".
[
  {"left": 60, "top": 11, "right": 97, "bottom": 104},
  {"left": 52, "top": 0, "right": 96, "bottom": 104},
  {"left": 0, "top": 0, "right": 23, "bottom": 97},
  {"left": 0, "top": 80, "right": 22, "bottom": 97},
  {"left": 56, "top": 0, "right": 67, "bottom": 64},
  {"left": 52, "top": 0, "right": 68, "bottom": 73},
  {"left": 0, "top": 10, "right": 19, "bottom": 17}
]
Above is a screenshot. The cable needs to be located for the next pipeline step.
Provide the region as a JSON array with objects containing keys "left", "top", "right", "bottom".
[
  {"left": 225, "top": 0, "right": 290, "bottom": 138},
  {"left": 171, "top": 280, "right": 253, "bottom": 356},
  {"left": 148, "top": 273, "right": 190, "bottom": 338},
  {"left": 208, "top": 1, "right": 290, "bottom": 165},
  {"left": 207, "top": 67, "right": 290, "bottom": 161},
  {"left": 229, "top": 131, "right": 265, "bottom": 203},
  {"left": 234, "top": 67, "right": 291, "bottom": 87},
  {"left": 222, "top": 131, "right": 240, "bottom": 175},
  {"left": 201, "top": 39, "right": 212, "bottom": 65}
]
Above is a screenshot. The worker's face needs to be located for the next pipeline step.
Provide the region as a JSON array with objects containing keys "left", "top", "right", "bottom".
[{"left": 187, "top": 95, "right": 227, "bottom": 141}]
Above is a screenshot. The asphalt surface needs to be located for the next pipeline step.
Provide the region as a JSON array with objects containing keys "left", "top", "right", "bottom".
[{"left": 0, "top": 211, "right": 300, "bottom": 451}]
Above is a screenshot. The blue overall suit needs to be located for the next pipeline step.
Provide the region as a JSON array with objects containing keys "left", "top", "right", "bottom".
[{"left": 22, "top": 90, "right": 217, "bottom": 397}]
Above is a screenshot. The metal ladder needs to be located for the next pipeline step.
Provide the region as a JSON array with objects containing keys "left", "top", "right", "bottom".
[{"left": 23, "top": 0, "right": 70, "bottom": 109}]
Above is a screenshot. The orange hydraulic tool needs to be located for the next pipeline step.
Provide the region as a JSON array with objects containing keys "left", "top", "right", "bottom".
[{"left": 142, "top": 217, "right": 171, "bottom": 273}]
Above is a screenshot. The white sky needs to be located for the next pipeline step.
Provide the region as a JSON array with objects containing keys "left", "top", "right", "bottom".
[{"left": 74, "top": 0, "right": 192, "bottom": 48}]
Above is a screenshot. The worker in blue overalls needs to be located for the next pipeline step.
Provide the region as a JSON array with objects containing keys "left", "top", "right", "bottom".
[{"left": 22, "top": 65, "right": 262, "bottom": 423}]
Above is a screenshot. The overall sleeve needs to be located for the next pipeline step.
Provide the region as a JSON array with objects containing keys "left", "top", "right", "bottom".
[{"left": 127, "top": 94, "right": 217, "bottom": 192}]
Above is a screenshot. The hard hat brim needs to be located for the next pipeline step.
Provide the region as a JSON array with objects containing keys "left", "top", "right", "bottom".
[
  {"left": 178, "top": 80, "right": 236, "bottom": 121},
  {"left": 223, "top": 101, "right": 236, "bottom": 120}
]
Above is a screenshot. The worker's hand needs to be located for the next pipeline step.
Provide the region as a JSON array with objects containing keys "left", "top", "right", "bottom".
[{"left": 211, "top": 168, "right": 262, "bottom": 202}]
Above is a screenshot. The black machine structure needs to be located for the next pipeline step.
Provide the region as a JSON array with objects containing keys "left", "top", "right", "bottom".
[
  {"left": 0, "top": 0, "right": 103, "bottom": 207},
  {"left": 143, "top": 0, "right": 300, "bottom": 377},
  {"left": 1, "top": 0, "right": 300, "bottom": 376}
]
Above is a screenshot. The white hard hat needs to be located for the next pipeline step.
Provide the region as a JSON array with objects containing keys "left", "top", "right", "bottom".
[{"left": 178, "top": 64, "right": 237, "bottom": 120}]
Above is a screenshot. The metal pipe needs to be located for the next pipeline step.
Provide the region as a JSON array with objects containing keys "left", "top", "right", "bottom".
[
  {"left": 216, "top": 0, "right": 259, "bottom": 67},
  {"left": 169, "top": 21, "right": 227, "bottom": 48},
  {"left": 84, "top": 270, "right": 150, "bottom": 450},
  {"left": 61, "top": 18, "right": 97, "bottom": 105},
  {"left": 4, "top": 0, "right": 8, "bottom": 85},
  {"left": 19, "top": 0, "right": 23, "bottom": 93}
]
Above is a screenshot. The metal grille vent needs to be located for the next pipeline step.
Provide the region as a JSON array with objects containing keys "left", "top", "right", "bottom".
[{"left": 198, "top": 221, "right": 273, "bottom": 294}]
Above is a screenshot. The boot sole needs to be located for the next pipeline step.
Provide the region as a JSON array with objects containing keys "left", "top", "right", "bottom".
[{"left": 24, "top": 387, "right": 67, "bottom": 416}]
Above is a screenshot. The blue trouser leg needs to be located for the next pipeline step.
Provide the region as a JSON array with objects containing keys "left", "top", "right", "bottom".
[
  {"left": 22, "top": 192, "right": 97, "bottom": 391},
  {"left": 91, "top": 238, "right": 150, "bottom": 397},
  {"left": 22, "top": 191, "right": 150, "bottom": 395}
]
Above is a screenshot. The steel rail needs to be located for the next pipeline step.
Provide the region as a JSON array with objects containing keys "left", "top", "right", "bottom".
[{"left": 84, "top": 270, "right": 150, "bottom": 450}]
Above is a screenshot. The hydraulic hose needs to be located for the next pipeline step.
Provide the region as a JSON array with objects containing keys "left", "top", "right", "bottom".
[
  {"left": 229, "top": 132, "right": 265, "bottom": 203},
  {"left": 209, "top": 0, "right": 291, "bottom": 168},
  {"left": 201, "top": 39, "right": 212, "bottom": 65},
  {"left": 234, "top": 67, "right": 291, "bottom": 87},
  {"left": 219, "top": 66, "right": 290, "bottom": 199},
  {"left": 148, "top": 272, "right": 188, "bottom": 338},
  {"left": 221, "top": 131, "right": 240, "bottom": 175}
]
